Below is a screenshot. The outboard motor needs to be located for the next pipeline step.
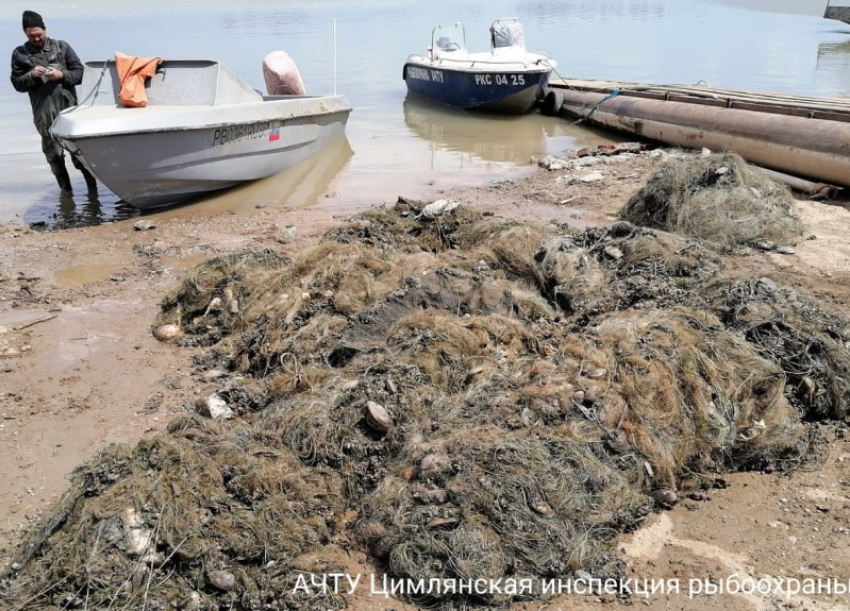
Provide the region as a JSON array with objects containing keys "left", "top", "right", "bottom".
[
  {"left": 262, "top": 51, "right": 306, "bottom": 96},
  {"left": 490, "top": 19, "right": 526, "bottom": 52}
]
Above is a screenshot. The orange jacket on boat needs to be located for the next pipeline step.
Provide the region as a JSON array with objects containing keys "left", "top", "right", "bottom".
[{"left": 115, "top": 52, "right": 163, "bottom": 107}]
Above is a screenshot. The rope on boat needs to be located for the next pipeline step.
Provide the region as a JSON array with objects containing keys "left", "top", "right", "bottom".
[
  {"left": 574, "top": 87, "right": 622, "bottom": 125},
  {"left": 71, "top": 62, "right": 110, "bottom": 111}
]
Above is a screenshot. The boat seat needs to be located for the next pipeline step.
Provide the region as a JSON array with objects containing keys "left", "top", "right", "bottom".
[{"left": 435, "top": 37, "right": 461, "bottom": 52}]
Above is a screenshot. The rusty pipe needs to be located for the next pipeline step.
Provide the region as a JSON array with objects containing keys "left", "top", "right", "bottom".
[
  {"left": 557, "top": 89, "right": 850, "bottom": 189},
  {"left": 757, "top": 167, "right": 842, "bottom": 199}
]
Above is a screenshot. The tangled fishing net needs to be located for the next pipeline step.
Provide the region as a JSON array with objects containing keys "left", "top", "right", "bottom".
[
  {"left": 706, "top": 277, "right": 850, "bottom": 421},
  {"left": 620, "top": 151, "right": 806, "bottom": 252},
  {"left": 1, "top": 186, "right": 843, "bottom": 610}
]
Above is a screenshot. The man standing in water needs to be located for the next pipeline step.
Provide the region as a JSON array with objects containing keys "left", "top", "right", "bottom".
[{"left": 10, "top": 10, "right": 97, "bottom": 195}]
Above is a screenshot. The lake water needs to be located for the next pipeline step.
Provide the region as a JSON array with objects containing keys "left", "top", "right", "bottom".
[{"left": 0, "top": 0, "right": 848, "bottom": 226}]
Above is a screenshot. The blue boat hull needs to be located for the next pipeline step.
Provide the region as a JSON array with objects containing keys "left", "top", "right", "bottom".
[{"left": 403, "top": 63, "right": 552, "bottom": 113}]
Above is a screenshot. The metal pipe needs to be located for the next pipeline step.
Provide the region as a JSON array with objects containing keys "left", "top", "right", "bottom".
[
  {"left": 757, "top": 167, "right": 842, "bottom": 199},
  {"left": 557, "top": 89, "right": 850, "bottom": 189}
]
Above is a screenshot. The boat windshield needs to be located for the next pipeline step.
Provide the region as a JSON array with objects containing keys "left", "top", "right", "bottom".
[
  {"left": 430, "top": 22, "right": 466, "bottom": 58},
  {"left": 490, "top": 18, "right": 526, "bottom": 53}
]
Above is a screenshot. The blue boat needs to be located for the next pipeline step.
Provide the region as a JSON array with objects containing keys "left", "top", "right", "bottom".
[{"left": 403, "top": 18, "right": 557, "bottom": 114}]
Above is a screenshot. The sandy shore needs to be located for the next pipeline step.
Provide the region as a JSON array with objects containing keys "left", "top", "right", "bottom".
[{"left": 2, "top": 150, "right": 850, "bottom": 611}]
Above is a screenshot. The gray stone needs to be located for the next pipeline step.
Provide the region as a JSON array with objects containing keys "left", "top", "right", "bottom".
[
  {"left": 208, "top": 570, "right": 237, "bottom": 591},
  {"left": 365, "top": 401, "right": 392, "bottom": 433},
  {"left": 133, "top": 220, "right": 156, "bottom": 231}
]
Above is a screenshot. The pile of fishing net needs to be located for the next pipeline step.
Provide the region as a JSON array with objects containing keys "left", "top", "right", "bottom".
[
  {"left": 620, "top": 151, "right": 806, "bottom": 252},
  {"left": 3, "top": 195, "right": 847, "bottom": 611}
]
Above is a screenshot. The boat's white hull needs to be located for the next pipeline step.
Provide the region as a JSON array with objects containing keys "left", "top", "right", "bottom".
[{"left": 54, "top": 96, "right": 350, "bottom": 208}]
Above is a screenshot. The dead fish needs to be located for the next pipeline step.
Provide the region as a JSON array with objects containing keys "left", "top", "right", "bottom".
[{"left": 152, "top": 323, "right": 182, "bottom": 342}]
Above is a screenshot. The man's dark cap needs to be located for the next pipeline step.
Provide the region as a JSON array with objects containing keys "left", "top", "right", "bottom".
[{"left": 22, "top": 10, "right": 46, "bottom": 31}]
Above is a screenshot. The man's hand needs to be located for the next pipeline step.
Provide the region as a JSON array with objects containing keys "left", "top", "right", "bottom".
[{"left": 30, "top": 66, "right": 64, "bottom": 82}]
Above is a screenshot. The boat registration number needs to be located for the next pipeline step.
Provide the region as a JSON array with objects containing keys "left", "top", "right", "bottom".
[
  {"left": 212, "top": 121, "right": 280, "bottom": 146},
  {"left": 475, "top": 74, "right": 525, "bottom": 86}
]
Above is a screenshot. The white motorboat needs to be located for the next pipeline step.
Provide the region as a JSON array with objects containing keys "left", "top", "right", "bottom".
[
  {"left": 51, "top": 56, "right": 351, "bottom": 209},
  {"left": 825, "top": 0, "right": 850, "bottom": 24},
  {"left": 403, "top": 18, "right": 557, "bottom": 114}
]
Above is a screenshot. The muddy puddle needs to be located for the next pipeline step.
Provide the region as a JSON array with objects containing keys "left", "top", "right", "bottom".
[{"left": 53, "top": 263, "right": 126, "bottom": 288}]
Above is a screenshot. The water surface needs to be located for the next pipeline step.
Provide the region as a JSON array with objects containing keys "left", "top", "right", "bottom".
[{"left": 0, "top": 0, "right": 847, "bottom": 225}]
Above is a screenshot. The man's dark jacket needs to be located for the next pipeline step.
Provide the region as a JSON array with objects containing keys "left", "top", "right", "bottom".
[{"left": 10, "top": 38, "right": 85, "bottom": 136}]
